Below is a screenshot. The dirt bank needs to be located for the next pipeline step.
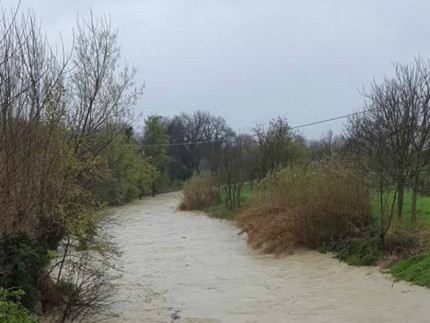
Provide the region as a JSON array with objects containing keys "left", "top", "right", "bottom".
[{"left": 100, "top": 192, "right": 430, "bottom": 323}]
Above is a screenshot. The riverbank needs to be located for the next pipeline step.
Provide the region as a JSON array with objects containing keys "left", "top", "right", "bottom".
[{"left": 96, "top": 193, "right": 430, "bottom": 323}]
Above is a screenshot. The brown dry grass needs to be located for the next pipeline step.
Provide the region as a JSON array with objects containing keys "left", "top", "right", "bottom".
[
  {"left": 237, "top": 160, "right": 372, "bottom": 254},
  {"left": 179, "top": 171, "right": 219, "bottom": 211}
]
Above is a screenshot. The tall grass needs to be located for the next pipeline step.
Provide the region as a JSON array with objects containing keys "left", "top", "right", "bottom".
[
  {"left": 179, "top": 172, "right": 218, "bottom": 211},
  {"left": 237, "top": 160, "right": 372, "bottom": 254}
]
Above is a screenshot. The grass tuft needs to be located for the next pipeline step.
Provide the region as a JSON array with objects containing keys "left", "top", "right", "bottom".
[{"left": 391, "top": 252, "right": 430, "bottom": 287}]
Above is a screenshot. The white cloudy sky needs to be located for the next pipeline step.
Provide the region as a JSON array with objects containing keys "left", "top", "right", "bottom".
[{"left": 3, "top": 0, "right": 430, "bottom": 138}]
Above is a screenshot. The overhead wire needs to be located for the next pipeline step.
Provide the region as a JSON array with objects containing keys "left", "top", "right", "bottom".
[{"left": 140, "top": 108, "right": 379, "bottom": 148}]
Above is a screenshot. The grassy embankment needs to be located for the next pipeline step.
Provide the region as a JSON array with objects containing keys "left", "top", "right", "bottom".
[
  {"left": 391, "top": 252, "right": 430, "bottom": 287},
  {"left": 374, "top": 190, "right": 430, "bottom": 287}
]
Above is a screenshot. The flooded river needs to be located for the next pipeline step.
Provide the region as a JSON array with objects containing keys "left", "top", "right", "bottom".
[{"left": 103, "top": 192, "right": 430, "bottom": 323}]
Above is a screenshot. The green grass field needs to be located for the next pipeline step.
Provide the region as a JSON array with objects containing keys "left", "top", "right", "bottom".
[
  {"left": 205, "top": 183, "right": 253, "bottom": 220},
  {"left": 371, "top": 189, "right": 430, "bottom": 225}
]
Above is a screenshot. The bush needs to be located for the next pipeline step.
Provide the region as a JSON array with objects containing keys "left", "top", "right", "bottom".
[
  {"left": 385, "top": 229, "right": 420, "bottom": 257},
  {"left": 237, "top": 160, "right": 372, "bottom": 254},
  {"left": 1, "top": 234, "right": 50, "bottom": 309},
  {"left": 179, "top": 172, "right": 218, "bottom": 211},
  {"left": 0, "top": 289, "right": 38, "bottom": 323},
  {"left": 336, "top": 237, "right": 385, "bottom": 266}
]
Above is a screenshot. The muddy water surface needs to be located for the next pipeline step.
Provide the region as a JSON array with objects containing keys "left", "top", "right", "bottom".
[{"left": 103, "top": 193, "right": 430, "bottom": 323}]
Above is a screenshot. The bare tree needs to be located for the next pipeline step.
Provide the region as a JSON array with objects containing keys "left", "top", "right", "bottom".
[
  {"left": 67, "top": 12, "right": 142, "bottom": 163},
  {"left": 359, "top": 70, "right": 416, "bottom": 221},
  {"left": 350, "top": 59, "right": 430, "bottom": 224},
  {"left": 347, "top": 109, "right": 396, "bottom": 243},
  {"left": 0, "top": 8, "right": 68, "bottom": 239},
  {"left": 398, "top": 59, "right": 430, "bottom": 223},
  {"left": 248, "top": 117, "right": 306, "bottom": 180},
  {"left": 165, "top": 111, "right": 234, "bottom": 179},
  {"left": 217, "top": 135, "right": 247, "bottom": 210}
]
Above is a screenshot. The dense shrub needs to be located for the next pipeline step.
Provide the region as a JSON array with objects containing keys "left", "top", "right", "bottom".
[
  {"left": 335, "top": 217, "right": 426, "bottom": 267},
  {"left": 336, "top": 237, "right": 385, "bottom": 266},
  {"left": 93, "top": 133, "right": 158, "bottom": 205},
  {"left": 237, "top": 160, "right": 372, "bottom": 254},
  {"left": 0, "top": 289, "right": 38, "bottom": 323},
  {"left": 1, "top": 234, "right": 50, "bottom": 309},
  {"left": 179, "top": 172, "right": 219, "bottom": 211},
  {"left": 385, "top": 229, "right": 420, "bottom": 257}
]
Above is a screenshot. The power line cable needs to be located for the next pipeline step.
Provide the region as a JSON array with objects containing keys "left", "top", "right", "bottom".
[
  {"left": 290, "top": 108, "right": 379, "bottom": 130},
  {"left": 140, "top": 139, "right": 225, "bottom": 148},
  {"left": 141, "top": 108, "right": 378, "bottom": 148}
]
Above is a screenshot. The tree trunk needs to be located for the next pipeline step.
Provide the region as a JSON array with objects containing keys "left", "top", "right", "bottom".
[
  {"left": 411, "top": 188, "right": 417, "bottom": 224},
  {"left": 379, "top": 184, "right": 385, "bottom": 244},
  {"left": 57, "top": 236, "right": 70, "bottom": 284},
  {"left": 397, "top": 183, "right": 404, "bottom": 221},
  {"left": 152, "top": 183, "right": 156, "bottom": 197},
  {"left": 411, "top": 171, "right": 419, "bottom": 224}
]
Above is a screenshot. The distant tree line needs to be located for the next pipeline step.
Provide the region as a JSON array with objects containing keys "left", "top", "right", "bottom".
[{"left": 146, "top": 112, "right": 311, "bottom": 209}]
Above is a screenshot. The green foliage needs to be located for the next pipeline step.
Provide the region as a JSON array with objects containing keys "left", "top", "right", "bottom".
[
  {"left": 97, "top": 133, "right": 157, "bottom": 205},
  {"left": 1, "top": 234, "right": 50, "bottom": 309},
  {"left": 54, "top": 280, "right": 75, "bottom": 298},
  {"left": 0, "top": 289, "right": 38, "bottom": 323},
  {"left": 336, "top": 237, "right": 385, "bottom": 266},
  {"left": 179, "top": 172, "right": 219, "bottom": 210},
  {"left": 391, "top": 252, "right": 430, "bottom": 287},
  {"left": 0, "top": 8, "right": 138, "bottom": 322},
  {"left": 142, "top": 115, "right": 171, "bottom": 195},
  {"left": 247, "top": 117, "right": 308, "bottom": 180},
  {"left": 168, "top": 179, "right": 185, "bottom": 192},
  {"left": 156, "top": 179, "right": 184, "bottom": 194},
  {"left": 205, "top": 183, "right": 253, "bottom": 220}
]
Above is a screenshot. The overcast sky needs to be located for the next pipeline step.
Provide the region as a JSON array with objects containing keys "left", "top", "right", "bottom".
[{"left": 3, "top": 0, "right": 430, "bottom": 139}]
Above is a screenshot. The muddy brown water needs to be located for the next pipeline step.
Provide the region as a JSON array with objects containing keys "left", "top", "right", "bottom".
[{"left": 100, "top": 192, "right": 430, "bottom": 323}]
